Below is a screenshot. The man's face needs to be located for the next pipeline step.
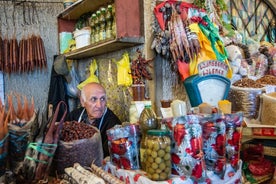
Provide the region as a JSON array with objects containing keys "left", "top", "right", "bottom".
[{"left": 82, "top": 87, "right": 107, "bottom": 120}]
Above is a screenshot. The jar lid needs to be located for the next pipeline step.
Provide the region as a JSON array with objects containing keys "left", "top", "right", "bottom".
[{"left": 147, "top": 129, "right": 170, "bottom": 136}]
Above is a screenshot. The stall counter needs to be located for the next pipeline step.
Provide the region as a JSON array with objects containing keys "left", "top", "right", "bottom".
[{"left": 104, "top": 160, "right": 242, "bottom": 184}]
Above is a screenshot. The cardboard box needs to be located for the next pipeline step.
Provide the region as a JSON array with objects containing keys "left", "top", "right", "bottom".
[{"left": 244, "top": 118, "right": 276, "bottom": 137}]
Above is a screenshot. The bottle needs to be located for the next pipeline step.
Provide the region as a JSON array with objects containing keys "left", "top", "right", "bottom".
[
  {"left": 129, "top": 101, "right": 139, "bottom": 123},
  {"left": 105, "top": 4, "right": 113, "bottom": 39},
  {"left": 139, "top": 103, "right": 158, "bottom": 171},
  {"left": 111, "top": 4, "right": 116, "bottom": 38},
  {"left": 145, "top": 130, "right": 171, "bottom": 181},
  {"left": 99, "top": 7, "right": 106, "bottom": 41},
  {"left": 95, "top": 10, "right": 101, "bottom": 43},
  {"left": 90, "top": 13, "right": 97, "bottom": 44}
]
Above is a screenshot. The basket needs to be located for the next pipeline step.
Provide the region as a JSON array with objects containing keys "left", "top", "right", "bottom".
[{"left": 259, "top": 92, "right": 276, "bottom": 125}]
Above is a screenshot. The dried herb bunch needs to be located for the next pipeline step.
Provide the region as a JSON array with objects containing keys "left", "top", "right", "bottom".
[{"left": 131, "top": 49, "right": 153, "bottom": 84}]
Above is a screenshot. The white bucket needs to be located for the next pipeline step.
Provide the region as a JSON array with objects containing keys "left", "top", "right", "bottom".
[{"left": 74, "top": 29, "right": 91, "bottom": 49}]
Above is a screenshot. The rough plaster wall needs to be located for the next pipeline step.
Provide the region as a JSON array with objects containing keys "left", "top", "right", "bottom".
[{"left": 1, "top": 1, "right": 64, "bottom": 113}]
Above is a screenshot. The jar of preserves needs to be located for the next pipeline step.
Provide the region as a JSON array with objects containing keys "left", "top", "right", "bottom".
[{"left": 144, "top": 130, "right": 171, "bottom": 181}]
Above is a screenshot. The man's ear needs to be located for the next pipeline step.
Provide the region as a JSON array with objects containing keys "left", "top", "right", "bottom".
[{"left": 80, "top": 97, "right": 85, "bottom": 107}]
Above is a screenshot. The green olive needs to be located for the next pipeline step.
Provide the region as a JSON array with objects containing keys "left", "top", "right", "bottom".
[
  {"left": 153, "top": 143, "right": 160, "bottom": 151},
  {"left": 157, "top": 149, "right": 165, "bottom": 157},
  {"left": 151, "top": 162, "right": 158, "bottom": 169},
  {"left": 159, "top": 172, "right": 168, "bottom": 180},
  {"left": 164, "top": 153, "right": 170, "bottom": 161},
  {"left": 147, "top": 140, "right": 154, "bottom": 149},
  {"left": 156, "top": 168, "right": 162, "bottom": 174},
  {"left": 147, "top": 156, "right": 154, "bottom": 163},
  {"left": 146, "top": 149, "right": 152, "bottom": 155},
  {"left": 165, "top": 145, "right": 171, "bottom": 153},
  {"left": 155, "top": 157, "right": 162, "bottom": 164},
  {"left": 159, "top": 162, "right": 166, "bottom": 170},
  {"left": 160, "top": 142, "right": 167, "bottom": 149},
  {"left": 165, "top": 160, "right": 171, "bottom": 167},
  {"left": 148, "top": 167, "right": 155, "bottom": 174},
  {"left": 151, "top": 151, "right": 158, "bottom": 158},
  {"left": 165, "top": 167, "right": 171, "bottom": 173},
  {"left": 152, "top": 173, "right": 159, "bottom": 180}
]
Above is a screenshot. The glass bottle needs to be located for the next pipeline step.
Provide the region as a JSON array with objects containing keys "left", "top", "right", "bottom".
[
  {"left": 139, "top": 103, "right": 158, "bottom": 171},
  {"left": 105, "top": 4, "right": 113, "bottom": 39},
  {"left": 111, "top": 4, "right": 116, "bottom": 38},
  {"left": 99, "top": 7, "right": 106, "bottom": 41},
  {"left": 145, "top": 130, "right": 171, "bottom": 181},
  {"left": 90, "top": 13, "right": 97, "bottom": 44},
  {"left": 95, "top": 10, "right": 101, "bottom": 43}
]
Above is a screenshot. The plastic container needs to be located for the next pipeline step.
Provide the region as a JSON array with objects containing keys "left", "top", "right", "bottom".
[
  {"left": 144, "top": 130, "right": 171, "bottom": 181},
  {"left": 74, "top": 28, "right": 91, "bottom": 49},
  {"left": 59, "top": 32, "right": 72, "bottom": 54}
]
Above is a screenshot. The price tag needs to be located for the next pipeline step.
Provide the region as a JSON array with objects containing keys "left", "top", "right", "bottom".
[
  {"left": 265, "top": 85, "right": 275, "bottom": 94},
  {"left": 160, "top": 107, "right": 173, "bottom": 118}
]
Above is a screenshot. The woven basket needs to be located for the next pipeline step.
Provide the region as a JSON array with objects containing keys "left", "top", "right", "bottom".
[{"left": 260, "top": 92, "right": 276, "bottom": 125}]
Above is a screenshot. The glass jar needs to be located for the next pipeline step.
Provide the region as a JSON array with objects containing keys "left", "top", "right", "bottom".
[{"left": 145, "top": 130, "right": 171, "bottom": 181}]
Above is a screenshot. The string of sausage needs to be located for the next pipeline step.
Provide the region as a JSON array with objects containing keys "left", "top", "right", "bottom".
[{"left": 1, "top": 34, "right": 47, "bottom": 74}]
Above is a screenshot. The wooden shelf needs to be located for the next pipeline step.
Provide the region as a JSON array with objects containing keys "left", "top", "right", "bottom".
[
  {"left": 58, "top": 0, "right": 111, "bottom": 20},
  {"left": 65, "top": 37, "right": 144, "bottom": 59},
  {"left": 57, "top": 0, "right": 144, "bottom": 59}
]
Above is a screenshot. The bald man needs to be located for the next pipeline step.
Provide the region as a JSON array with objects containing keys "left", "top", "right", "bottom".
[{"left": 65, "top": 82, "right": 121, "bottom": 158}]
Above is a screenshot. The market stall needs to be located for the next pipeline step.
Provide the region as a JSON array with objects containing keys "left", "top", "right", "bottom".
[{"left": 0, "top": 0, "right": 276, "bottom": 183}]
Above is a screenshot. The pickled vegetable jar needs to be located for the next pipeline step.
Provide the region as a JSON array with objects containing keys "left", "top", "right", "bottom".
[{"left": 145, "top": 130, "right": 171, "bottom": 181}]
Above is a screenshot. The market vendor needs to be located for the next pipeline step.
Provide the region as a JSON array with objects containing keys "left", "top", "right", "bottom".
[{"left": 65, "top": 82, "right": 121, "bottom": 158}]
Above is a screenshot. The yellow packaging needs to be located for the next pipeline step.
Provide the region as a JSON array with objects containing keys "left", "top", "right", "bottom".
[{"left": 218, "top": 100, "right": 232, "bottom": 114}]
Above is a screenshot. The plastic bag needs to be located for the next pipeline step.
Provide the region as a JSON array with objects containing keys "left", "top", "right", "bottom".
[
  {"left": 117, "top": 52, "right": 133, "bottom": 86},
  {"left": 171, "top": 115, "right": 207, "bottom": 182},
  {"left": 66, "top": 64, "right": 81, "bottom": 98},
  {"left": 77, "top": 59, "right": 99, "bottom": 90}
]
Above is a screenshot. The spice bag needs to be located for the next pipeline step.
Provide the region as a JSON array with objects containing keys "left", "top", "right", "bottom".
[
  {"left": 8, "top": 112, "right": 37, "bottom": 174},
  {"left": 201, "top": 114, "right": 226, "bottom": 179},
  {"left": 227, "top": 86, "right": 264, "bottom": 119},
  {"left": 53, "top": 122, "right": 103, "bottom": 175},
  {"left": 107, "top": 124, "right": 141, "bottom": 170},
  {"left": 171, "top": 115, "right": 207, "bottom": 182},
  {"left": 225, "top": 112, "right": 243, "bottom": 171},
  {"left": 20, "top": 101, "right": 67, "bottom": 183}
]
